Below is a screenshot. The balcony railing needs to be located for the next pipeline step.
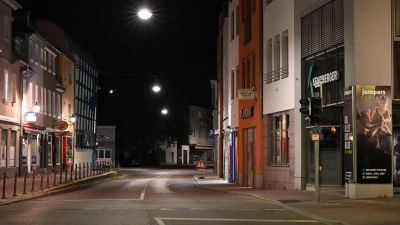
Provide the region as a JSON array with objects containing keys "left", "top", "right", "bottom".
[{"left": 264, "top": 65, "right": 289, "bottom": 84}]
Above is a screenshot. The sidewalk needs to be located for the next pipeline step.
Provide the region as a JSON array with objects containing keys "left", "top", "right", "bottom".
[
  {"left": 194, "top": 170, "right": 400, "bottom": 225},
  {"left": 0, "top": 170, "right": 118, "bottom": 205}
]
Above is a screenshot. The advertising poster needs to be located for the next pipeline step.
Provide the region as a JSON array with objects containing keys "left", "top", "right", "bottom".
[
  {"left": 343, "top": 86, "right": 353, "bottom": 182},
  {"left": 356, "top": 86, "right": 392, "bottom": 184}
]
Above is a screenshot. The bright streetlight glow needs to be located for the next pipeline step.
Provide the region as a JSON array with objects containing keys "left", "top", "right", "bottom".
[
  {"left": 153, "top": 85, "right": 160, "bottom": 92},
  {"left": 161, "top": 108, "right": 168, "bottom": 115},
  {"left": 138, "top": 8, "right": 152, "bottom": 19}
]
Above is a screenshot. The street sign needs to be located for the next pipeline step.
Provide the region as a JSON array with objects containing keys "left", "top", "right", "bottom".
[
  {"left": 195, "top": 158, "right": 207, "bottom": 169},
  {"left": 311, "top": 134, "right": 320, "bottom": 141},
  {"left": 197, "top": 169, "right": 206, "bottom": 173}
]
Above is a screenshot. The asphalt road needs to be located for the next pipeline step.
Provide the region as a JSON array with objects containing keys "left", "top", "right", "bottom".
[{"left": 0, "top": 168, "right": 331, "bottom": 225}]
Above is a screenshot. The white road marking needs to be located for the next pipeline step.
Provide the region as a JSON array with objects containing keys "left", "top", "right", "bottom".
[
  {"left": 154, "top": 217, "right": 319, "bottom": 225},
  {"left": 140, "top": 175, "right": 162, "bottom": 200}
]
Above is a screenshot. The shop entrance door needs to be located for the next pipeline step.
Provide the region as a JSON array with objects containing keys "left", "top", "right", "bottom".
[{"left": 243, "top": 128, "right": 255, "bottom": 187}]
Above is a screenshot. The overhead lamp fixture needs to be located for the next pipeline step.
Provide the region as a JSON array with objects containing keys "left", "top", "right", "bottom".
[
  {"left": 161, "top": 107, "right": 168, "bottom": 115},
  {"left": 33, "top": 102, "right": 40, "bottom": 113},
  {"left": 138, "top": 0, "right": 152, "bottom": 19},
  {"left": 70, "top": 114, "right": 76, "bottom": 123},
  {"left": 153, "top": 84, "right": 161, "bottom": 92}
]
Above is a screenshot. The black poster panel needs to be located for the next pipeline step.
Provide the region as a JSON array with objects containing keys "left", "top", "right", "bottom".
[{"left": 343, "top": 86, "right": 353, "bottom": 182}]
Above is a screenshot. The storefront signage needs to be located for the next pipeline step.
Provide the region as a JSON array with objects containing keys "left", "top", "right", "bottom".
[
  {"left": 343, "top": 86, "right": 353, "bottom": 182},
  {"left": 24, "top": 112, "right": 37, "bottom": 122},
  {"left": 238, "top": 89, "right": 255, "bottom": 100},
  {"left": 355, "top": 85, "right": 392, "bottom": 184},
  {"left": 312, "top": 71, "right": 339, "bottom": 88},
  {"left": 241, "top": 106, "right": 254, "bottom": 119}
]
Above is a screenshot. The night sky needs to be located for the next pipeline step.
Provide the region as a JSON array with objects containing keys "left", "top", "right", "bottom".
[{"left": 17, "top": 0, "right": 224, "bottom": 125}]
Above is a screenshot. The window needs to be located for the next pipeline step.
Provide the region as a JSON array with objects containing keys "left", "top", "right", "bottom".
[
  {"left": 44, "top": 51, "right": 47, "bottom": 69},
  {"left": 247, "top": 55, "right": 250, "bottom": 88},
  {"left": 41, "top": 87, "right": 44, "bottom": 113},
  {"left": 43, "top": 88, "right": 47, "bottom": 114},
  {"left": 52, "top": 56, "right": 56, "bottom": 72},
  {"left": 47, "top": 135, "right": 52, "bottom": 166},
  {"left": 29, "top": 40, "right": 33, "bottom": 60},
  {"left": 68, "top": 103, "right": 71, "bottom": 117},
  {"left": 3, "top": 69, "right": 8, "bottom": 101},
  {"left": 236, "top": 5, "right": 239, "bottom": 36},
  {"left": 57, "top": 94, "right": 61, "bottom": 118},
  {"left": 10, "top": 131, "right": 15, "bottom": 167},
  {"left": 35, "top": 44, "right": 39, "bottom": 63},
  {"left": 274, "top": 34, "right": 280, "bottom": 72},
  {"left": 244, "top": 0, "right": 252, "bottom": 44},
  {"left": 269, "top": 114, "right": 289, "bottom": 165},
  {"left": 15, "top": 38, "right": 21, "bottom": 53},
  {"left": 242, "top": 58, "right": 246, "bottom": 88},
  {"left": 252, "top": 51, "right": 256, "bottom": 88},
  {"left": 4, "top": 15, "right": 9, "bottom": 41},
  {"left": 1, "top": 130, "right": 6, "bottom": 167},
  {"left": 69, "top": 67, "right": 72, "bottom": 83},
  {"left": 282, "top": 30, "right": 288, "bottom": 67},
  {"left": 105, "top": 150, "right": 111, "bottom": 158},
  {"left": 12, "top": 73, "right": 16, "bottom": 103},
  {"left": 231, "top": 10, "right": 234, "bottom": 40},
  {"left": 48, "top": 90, "right": 51, "bottom": 115},
  {"left": 236, "top": 65, "right": 239, "bottom": 97},
  {"left": 52, "top": 92, "right": 55, "bottom": 117},
  {"left": 31, "top": 135, "right": 37, "bottom": 164},
  {"left": 199, "top": 128, "right": 203, "bottom": 138},
  {"left": 40, "top": 48, "right": 44, "bottom": 67},
  {"left": 63, "top": 63, "right": 66, "bottom": 80},
  {"left": 231, "top": 68, "right": 235, "bottom": 99},
  {"left": 99, "top": 149, "right": 104, "bottom": 158},
  {"left": 170, "top": 152, "right": 174, "bottom": 163},
  {"left": 266, "top": 39, "right": 273, "bottom": 83},
  {"left": 55, "top": 136, "right": 61, "bottom": 165}
]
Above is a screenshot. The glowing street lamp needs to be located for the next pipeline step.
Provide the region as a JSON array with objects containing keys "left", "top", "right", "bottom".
[
  {"left": 138, "top": 8, "right": 152, "bottom": 19},
  {"left": 33, "top": 102, "right": 40, "bottom": 113},
  {"left": 161, "top": 107, "right": 168, "bottom": 115}
]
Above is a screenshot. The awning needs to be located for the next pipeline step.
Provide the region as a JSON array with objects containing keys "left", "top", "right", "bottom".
[{"left": 194, "top": 145, "right": 214, "bottom": 150}]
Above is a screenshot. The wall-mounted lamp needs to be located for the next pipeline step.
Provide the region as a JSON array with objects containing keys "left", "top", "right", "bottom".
[
  {"left": 69, "top": 114, "right": 76, "bottom": 123},
  {"left": 33, "top": 102, "right": 40, "bottom": 113}
]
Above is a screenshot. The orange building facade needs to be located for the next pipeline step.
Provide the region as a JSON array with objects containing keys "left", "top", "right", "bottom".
[{"left": 237, "top": 0, "right": 263, "bottom": 188}]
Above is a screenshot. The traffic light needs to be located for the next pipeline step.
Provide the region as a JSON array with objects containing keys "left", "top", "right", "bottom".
[
  {"left": 299, "top": 98, "right": 310, "bottom": 115},
  {"left": 311, "top": 97, "right": 322, "bottom": 125}
]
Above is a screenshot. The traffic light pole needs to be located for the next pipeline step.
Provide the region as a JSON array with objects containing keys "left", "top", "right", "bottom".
[{"left": 315, "top": 133, "right": 320, "bottom": 202}]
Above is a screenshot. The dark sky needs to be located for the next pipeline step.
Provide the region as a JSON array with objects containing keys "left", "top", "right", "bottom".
[{"left": 18, "top": 0, "right": 224, "bottom": 125}]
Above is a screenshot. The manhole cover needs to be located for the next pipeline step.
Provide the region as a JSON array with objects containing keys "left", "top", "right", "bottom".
[{"left": 278, "top": 200, "right": 301, "bottom": 203}]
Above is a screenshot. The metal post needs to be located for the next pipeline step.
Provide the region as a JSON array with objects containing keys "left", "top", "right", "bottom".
[
  {"left": 75, "top": 164, "right": 77, "bottom": 180},
  {"left": 59, "top": 167, "right": 62, "bottom": 184},
  {"left": 79, "top": 163, "right": 81, "bottom": 179},
  {"left": 315, "top": 138, "right": 320, "bottom": 202},
  {"left": 83, "top": 163, "right": 85, "bottom": 178},
  {"left": 70, "top": 165, "right": 73, "bottom": 181},
  {"left": 31, "top": 170, "right": 36, "bottom": 192},
  {"left": 13, "top": 172, "right": 17, "bottom": 196},
  {"left": 65, "top": 167, "right": 67, "bottom": 183},
  {"left": 2, "top": 173, "right": 6, "bottom": 199},
  {"left": 40, "top": 169, "right": 44, "bottom": 190},
  {"left": 87, "top": 162, "right": 89, "bottom": 177},
  {"left": 46, "top": 170, "right": 50, "bottom": 188},
  {"left": 53, "top": 168, "right": 57, "bottom": 186},
  {"left": 23, "top": 170, "right": 27, "bottom": 194}
]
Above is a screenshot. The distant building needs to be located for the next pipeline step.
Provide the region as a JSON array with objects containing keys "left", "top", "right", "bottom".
[{"left": 96, "top": 126, "right": 116, "bottom": 165}]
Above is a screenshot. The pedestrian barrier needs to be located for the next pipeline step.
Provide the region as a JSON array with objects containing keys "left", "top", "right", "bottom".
[{"left": 0, "top": 161, "right": 120, "bottom": 200}]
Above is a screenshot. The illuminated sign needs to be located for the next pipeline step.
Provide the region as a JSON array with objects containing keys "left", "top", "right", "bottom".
[
  {"left": 312, "top": 71, "right": 339, "bottom": 87},
  {"left": 24, "top": 112, "right": 37, "bottom": 122},
  {"left": 238, "top": 89, "right": 255, "bottom": 100},
  {"left": 241, "top": 106, "right": 254, "bottom": 119}
]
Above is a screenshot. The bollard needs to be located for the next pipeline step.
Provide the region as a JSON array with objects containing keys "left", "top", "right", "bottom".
[
  {"left": 13, "top": 172, "right": 17, "bottom": 196},
  {"left": 83, "top": 163, "right": 86, "bottom": 178},
  {"left": 23, "top": 170, "right": 27, "bottom": 194},
  {"left": 59, "top": 167, "right": 62, "bottom": 184},
  {"left": 96, "top": 162, "right": 99, "bottom": 175},
  {"left": 65, "top": 167, "right": 67, "bottom": 183},
  {"left": 90, "top": 162, "right": 92, "bottom": 177},
  {"left": 40, "top": 169, "right": 44, "bottom": 190},
  {"left": 70, "top": 166, "right": 73, "bottom": 181},
  {"left": 87, "top": 162, "right": 89, "bottom": 177},
  {"left": 46, "top": 170, "right": 50, "bottom": 188},
  {"left": 53, "top": 168, "right": 57, "bottom": 186},
  {"left": 2, "top": 173, "right": 6, "bottom": 199},
  {"left": 31, "top": 170, "right": 36, "bottom": 192},
  {"left": 79, "top": 163, "right": 81, "bottom": 179},
  {"left": 75, "top": 164, "right": 77, "bottom": 180}
]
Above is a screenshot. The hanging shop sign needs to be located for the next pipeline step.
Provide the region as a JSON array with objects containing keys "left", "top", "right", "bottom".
[
  {"left": 241, "top": 106, "right": 254, "bottom": 119},
  {"left": 56, "top": 120, "right": 69, "bottom": 130},
  {"left": 312, "top": 71, "right": 339, "bottom": 88},
  {"left": 24, "top": 112, "right": 37, "bottom": 122},
  {"left": 238, "top": 89, "right": 255, "bottom": 100}
]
